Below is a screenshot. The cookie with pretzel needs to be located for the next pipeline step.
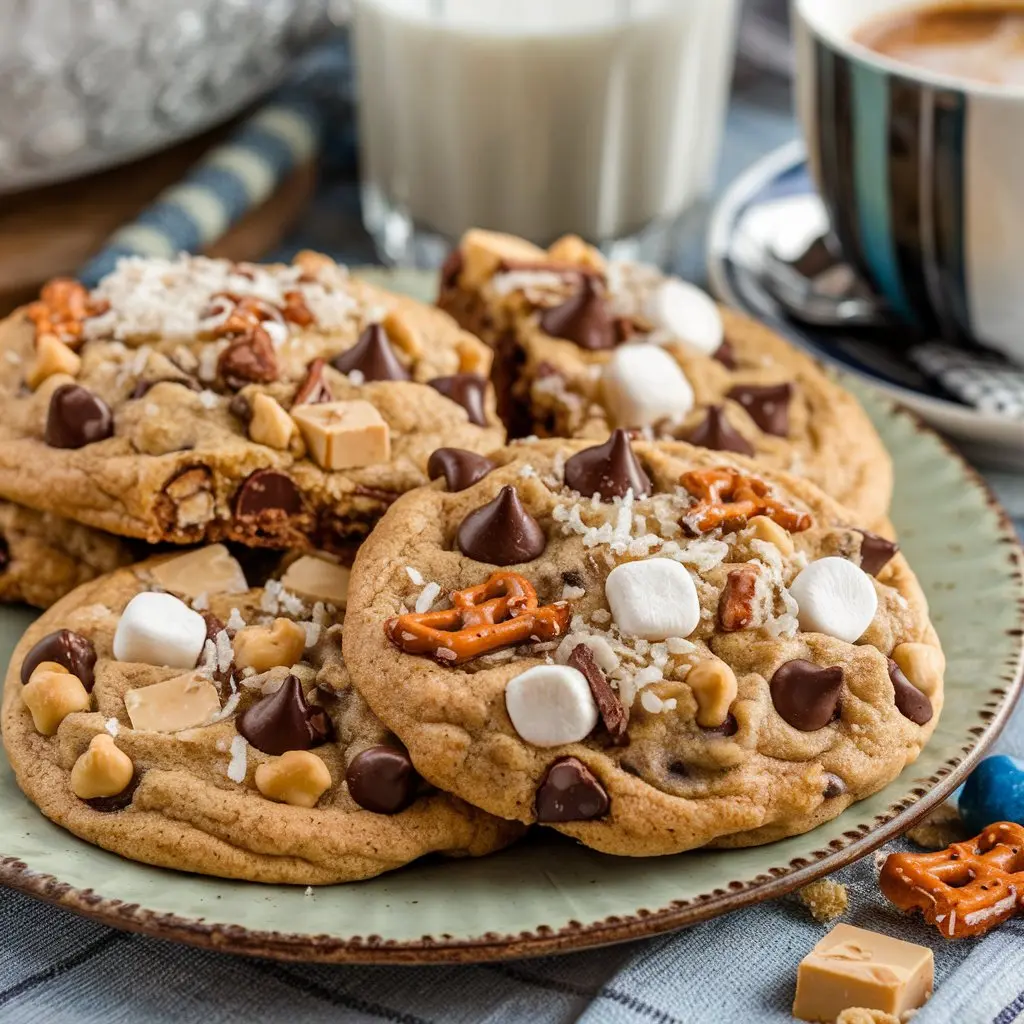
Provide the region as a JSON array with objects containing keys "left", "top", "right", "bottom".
[
  {"left": 344, "top": 435, "right": 943, "bottom": 855},
  {"left": 438, "top": 229, "right": 892, "bottom": 527},
  {"left": 2, "top": 548, "right": 521, "bottom": 884}
]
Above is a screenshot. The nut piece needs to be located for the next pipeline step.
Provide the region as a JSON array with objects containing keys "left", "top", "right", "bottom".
[
  {"left": 748, "top": 514, "right": 795, "bottom": 556},
  {"left": 124, "top": 672, "right": 221, "bottom": 732},
  {"left": 233, "top": 618, "right": 307, "bottom": 673},
  {"left": 22, "top": 670, "right": 91, "bottom": 735},
  {"left": 547, "top": 234, "right": 607, "bottom": 273},
  {"left": 461, "top": 228, "right": 547, "bottom": 290},
  {"left": 70, "top": 734, "right": 134, "bottom": 800},
  {"left": 380, "top": 309, "right": 423, "bottom": 360},
  {"left": 718, "top": 566, "right": 759, "bottom": 631},
  {"left": 890, "top": 642, "right": 944, "bottom": 698},
  {"left": 254, "top": 749, "right": 332, "bottom": 807},
  {"left": 280, "top": 555, "right": 350, "bottom": 607},
  {"left": 26, "top": 334, "right": 82, "bottom": 390},
  {"left": 686, "top": 660, "right": 738, "bottom": 728},
  {"left": 248, "top": 392, "right": 297, "bottom": 450},
  {"left": 291, "top": 400, "right": 390, "bottom": 471},
  {"left": 455, "top": 336, "right": 491, "bottom": 376}
]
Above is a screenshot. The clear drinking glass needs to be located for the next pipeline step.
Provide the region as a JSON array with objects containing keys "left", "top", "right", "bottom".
[{"left": 351, "top": 0, "right": 741, "bottom": 266}]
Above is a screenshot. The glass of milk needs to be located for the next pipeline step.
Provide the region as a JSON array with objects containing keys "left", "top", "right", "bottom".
[{"left": 351, "top": 0, "right": 740, "bottom": 265}]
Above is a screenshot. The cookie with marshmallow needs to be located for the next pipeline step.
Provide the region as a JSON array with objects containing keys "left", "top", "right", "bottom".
[{"left": 344, "top": 436, "right": 943, "bottom": 857}]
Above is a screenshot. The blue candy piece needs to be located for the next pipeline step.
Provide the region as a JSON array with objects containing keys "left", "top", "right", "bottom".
[{"left": 959, "top": 755, "right": 1024, "bottom": 834}]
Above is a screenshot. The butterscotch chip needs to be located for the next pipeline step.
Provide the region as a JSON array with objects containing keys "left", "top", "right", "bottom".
[
  {"left": 233, "top": 618, "right": 307, "bottom": 673},
  {"left": 292, "top": 400, "right": 390, "bottom": 471},
  {"left": 793, "top": 924, "right": 933, "bottom": 1023},
  {"left": 70, "top": 734, "right": 134, "bottom": 799},
  {"left": 22, "top": 670, "right": 90, "bottom": 735},
  {"left": 686, "top": 660, "right": 737, "bottom": 728},
  {"left": 124, "top": 672, "right": 221, "bottom": 732},
  {"left": 255, "top": 749, "right": 332, "bottom": 808},
  {"left": 381, "top": 310, "right": 423, "bottom": 360},
  {"left": 248, "top": 392, "right": 297, "bottom": 450},
  {"left": 797, "top": 878, "right": 848, "bottom": 923},
  {"left": 547, "top": 234, "right": 607, "bottom": 273},
  {"left": 26, "top": 335, "right": 82, "bottom": 390},
  {"left": 461, "top": 228, "right": 547, "bottom": 290},
  {"left": 280, "top": 555, "right": 350, "bottom": 607},
  {"left": 148, "top": 545, "right": 247, "bottom": 601}
]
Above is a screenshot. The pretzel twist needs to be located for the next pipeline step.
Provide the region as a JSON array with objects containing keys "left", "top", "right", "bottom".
[
  {"left": 386, "top": 571, "right": 571, "bottom": 666},
  {"left": 880, "top": 821, "right": 1024, "bottom": 939},
  {"left": 26, "top": 278, "right": 109, "bottom": 349},
  {"left": 680, "top": 467, "right": 812, "bottom": 535}
]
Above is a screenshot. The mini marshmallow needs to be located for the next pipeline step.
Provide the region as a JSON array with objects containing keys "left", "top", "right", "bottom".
[
  {"left": 505, "top": 665, "right": 599, "bottom": 747},
  {"left": 646, "top": 278, "right": 724, "bottom": 355},
  {"left": 601, "top": 345, "right": 694, "bottom": 429},
  {"left": 605, "top": 559, "right": 701, "bottom": 641},
  {"left": 788, "top": 557, "right": 878, "bottom": 644},
  {"left": 113, "top": 592, "right": 208, "bottom": 668}
]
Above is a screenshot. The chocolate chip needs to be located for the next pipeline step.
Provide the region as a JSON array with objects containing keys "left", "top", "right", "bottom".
[
  {"left": 888, "top": 658, "right": 933, "bottom": 725},
  {"left": 727, "top": 382, "right": 793, "bottom": 437},
  {"left": 345, "top": 745, "right": 419, "bottom": 814},
  {"left": 439, "top": 248, "right": 464, "bottom": 292},
  {"left": 564, "top": 429, "right": 651, "bottom": 501},
  {"left": 130, "top": 376, "right": 201, "bottom": 399},
  {"left": 701, "top": 714, "right": 739, "bottom": 737},
  {"left": 562, "top": 570, "right": 584, "bottom": 589},
  {"left": 217, "top": 331, "right": 279, "bottom": 390},
  {"left": 823, "top": 773, "right": 846, "bottom": 799},
  {"left": 714, "top": 339, "right": 737, "bottom": 370},
  {"left": 427, "top": 373, "right": 489, "bottom": 426},
  {"left": 21, "top": 629, "right": 98, "bottom": 691},
  {"left": 45, "top": 384, "right": 114, "bottom": 449},
  {"left": 427, "top": 448, "right": 497, "bottom": 492},
  {"left": 84, "top": 772, "right": 139, "bottom": 813},
  {"left": 234, "top": 469, "right": 304, "bottom": 518},
  {"left": 857, "top": 530, "right": 899, "bottom": 577},
  {"left": 457, "top": 485, "right": 546, "bottom": 565},
  {"left": 685, "top": 405, "right": 755, "bottom": 456},
  {"left": 331, "top": 324, "right": 410, "bottom": 382},
  {"left": 235, "top": 675, "right": 333, "bottom": 755},
  {"left": 293, "top": 358, "right": 332, "bottom": 405},
  {"left": 0, "top": 536, "right": 8, "bottom": 575},
  {"left": 539, "top": 277, "right": 615, "bottom": 351},
  {"left": 568, "top": 643, "right": 628, "bottom": 745},
  {"left": 535, "top": 757, "right": 610, "bottom": 822},
  {"left": 667, "top": 760, "right": 689, "bottom": 777},
  {"left": 769, "top": 660, "right": 844, "bottom": 731}
]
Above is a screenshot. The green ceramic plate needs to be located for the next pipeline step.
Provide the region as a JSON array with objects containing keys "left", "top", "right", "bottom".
[{"left": 1, "top": 271, "right": 1021, "bottom": 964}]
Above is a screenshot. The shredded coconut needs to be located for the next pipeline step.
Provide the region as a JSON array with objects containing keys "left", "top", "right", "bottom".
[
  {"left": 191, "top": 592, "right": 209, "bottom": 612},
  {"left": 640, "top": 690, "right": 677, "bottom": 714},
  {"left": 561, "top": 584, "right": 586, "bottom": 602},
  {"left": 405, "top": 566, "right": 424, "bottom": 586},
  {"left": 347, "top": 369, "right": 365, "bottom": 386},
  {"left": 227, "top": 734, "right": 248, "bottom": 782},
  {"left": 215, "top": 630, "right": 233, "bottom": 674},
  {"left": 210, "top": 691, "right": 241, "bottom": 723},
  {"left": 303, "top": 621, "right": 322, "bottom": 648},
  {"left": 104, "top": 718, "right": 120, "bottom": 737},
  {"left": 4, "top": 350, "right": 21, "bottom": 365},
  {"left": 198, "top": 389, "right": 220, "bottom": 410},
  {"left": 260, "top": 581, "right": 283, "bottom": 614},
  {"left": 415, "top": 582, "right": 441, "bottom": 614},
  {"left": 226, "top": 607, "right": 247, "bottom": 632},
  {"left": 312, "top": 602, "right": 331, "bottom": 627},
  {"left": 196, "top": 639, "right": 217, "bottom": 679}
]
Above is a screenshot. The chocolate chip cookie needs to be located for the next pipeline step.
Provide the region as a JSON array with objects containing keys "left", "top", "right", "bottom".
[
  {"left": 343, "top": 436, "right": 943, "bottom": 856},
  {"left": 2, "top": 547, "right": 521, "bottom": 883},
  {"left": 0, "top": 254, "right": 503, "bottom": 550},
  {"left": 0, "top": 500, "right": 135, "bottom": 608},
  {"left": 438, "top": 230, "right": 892, "bottom": 527}
]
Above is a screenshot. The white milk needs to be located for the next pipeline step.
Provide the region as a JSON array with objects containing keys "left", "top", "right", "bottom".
[{"left": 353, "top": 0, "right": 739, "bottom": 247}]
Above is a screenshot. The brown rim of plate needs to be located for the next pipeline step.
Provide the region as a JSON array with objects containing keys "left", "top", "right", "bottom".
[{"left": 0, "top": 402, "right": 1022, "bottom": 965}]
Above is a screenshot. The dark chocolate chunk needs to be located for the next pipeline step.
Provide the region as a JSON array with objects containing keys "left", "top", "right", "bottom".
[
  {"left": 439, "top": 248, "right": 464, "bottom": 292},
  {"left": 539, "top": 277, "right": 616, "bottom": 351},
  {"left": 457, "top": 485, "right": 546, "bottom": 565},
  {"left": 823, "top": 773, "right": 846, "bottom": 799},
  {"left": 888, "top": 658, "right": 933, "bottom": 725},
  {"left": 701, "top": 714, "right": 739, "bottom": 738},
  {"left": 293, "top": 358, "right": 332, "bottom": 405},
  {"left": 427, "top": 373, "right": 489, "bottom": 426},
  {"left": 713, "top": 339, "right": 737, "bottom": 370},
  {"left": 0, "top": 536, "right": 8, "bottom": 575},
  {"left": 83, "top": 772, "right": 139, "bottom": 813},
  {"left": 218, "top": 331, "right": 279, "bottom": 390},
  {"left": 769, "top": 660, "right": 844, "bottom": 731},
  {"left": 427, "top": 448, "right": 497, "bottom": 492},
  {"left": 727, "top": 382, "right": 793, "bottom": 437},
  {"left": 45, "top": 384, "right": 114, "bottom": 449},
  {"left": 21, "top": 629, "right": 98, "bottom": 691},
  {"left": 345, "top": 745, "right": 419, "bottom": 814},
  {"left": 536, "top": 757, "right": 610, "bottom": 822},
  {"left": 685, "top": 405, "right": 755, "bottom": 456},
  {"left": 331, "top": 323, "right": 410, "bottom": 382},
  {"left": 130, "top": 376, "right": 201, "bottom": 399},
  {"left": 563, "top": 429, "right": 651, "bottom": 501},
  {"left": 857, "top": 530, "right": 900, "bottom": 577},
  {"left": 235, "top": 675, "right": 333, "bottom": 755},
  {"left": 562, "top": 570, "right": 584, "bottom": 590},
  {"left": 234, "top": 469, "right": 304, "bottom": 518},
  {"left": 568, "top": 643, "right": 628, "bottom": 745}
]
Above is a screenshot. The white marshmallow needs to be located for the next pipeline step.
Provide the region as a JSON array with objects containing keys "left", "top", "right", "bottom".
[
  {"left": 113, "top": 592, "right": 208, "bottom": 668},
  {"left": 555, "top": 632, "right": 620, "bottom": 674},
  {"left": 601, "top": 344, "right": 694, "bottom": 429},
  {"left": 605, "top": 559, "right": 700, "bottom": 641},
  {"left": 788, "top": 557, "right": 878, "bottom": 643},
  {"left": 646, "top": 278, "right": 724, "bottom": 355},
  {"left": 505, "top": 665, "right": 599, "bottom": 747}
]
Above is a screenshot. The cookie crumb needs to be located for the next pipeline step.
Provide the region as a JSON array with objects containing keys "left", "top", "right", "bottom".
[
  {"left": 227, "top": 735, "right": 247, "bottom": 783},
  {"left": 304, "top": 886, "right": 314, "bottom": 897},
  {"left": 798, "top": 878, "right": 848, "bottom": 923},
  {"left": 836, "top": 1009, "right": 901, "bottom": 1024},
  {"left": 905, "top": 803, "right": 967, "bottom": 850},
  {"left": 104, "top": 718, "right": 119, "bottom": 738}
]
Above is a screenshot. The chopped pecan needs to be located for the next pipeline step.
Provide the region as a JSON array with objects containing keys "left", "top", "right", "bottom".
[
  {"left": 217, "top": 332, "right": 279, "bottom": 390},
  {"left": 293, "top": 358, "right": 332, "bottom": 406},
  {"left": 718, "top": 566, "right": 760, "bottom": 632},
  {"left": 568, "top": 643, "right": 628, "bottom": 745},
  {"left": 282, "top": 290, "right": 315, "bottom": 327}
]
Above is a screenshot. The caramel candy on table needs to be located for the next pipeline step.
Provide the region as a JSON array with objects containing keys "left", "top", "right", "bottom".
[
  {"left": 792, "top": 924, "right": 933, "bottom": 1023},
  {"left": 291, "top": 400, "right": 391, "bottom": 471}
]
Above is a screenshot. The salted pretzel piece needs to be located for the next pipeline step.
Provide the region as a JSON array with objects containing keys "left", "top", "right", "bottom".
[
  {"left": 386, "top": 571, "right": 571, "bottom": 666},
  {"left": 680, "top": 467, "right": 813, "bottom": 535},
  {"left": 880, "top": 821, "right": 1024, "bottom": 939},
  {"left": 26, "top": 278, "right": 109, "bottom": 349}
]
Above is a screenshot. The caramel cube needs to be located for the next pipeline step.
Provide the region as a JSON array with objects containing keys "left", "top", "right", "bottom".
[
  {"left": 280, "top": 555, "right": 350, "bottom": 607},
  {"left": 793, "top": 924, "right": 933, "bottom": 1023},
  {"left": 291, "top": 400, "right": 390, "bottom": 471}
]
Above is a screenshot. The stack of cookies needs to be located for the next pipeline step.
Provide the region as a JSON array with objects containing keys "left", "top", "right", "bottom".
[{"left": 0, "top": 232, "right": 945, "bottom": 883}]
